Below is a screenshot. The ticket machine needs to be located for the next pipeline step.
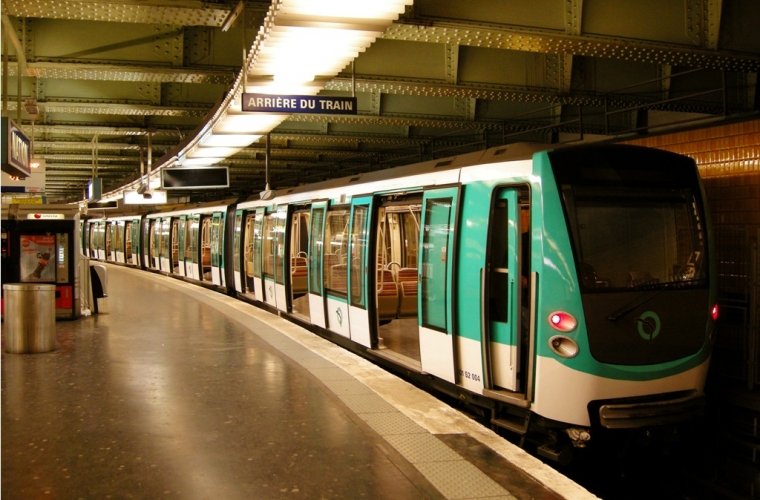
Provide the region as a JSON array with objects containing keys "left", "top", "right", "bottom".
[{"left": 1, "top": 204, "right": 81, "bottom": 319}]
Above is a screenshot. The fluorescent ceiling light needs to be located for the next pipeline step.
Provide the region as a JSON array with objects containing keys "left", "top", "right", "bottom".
[
  {"left": 213, "top": 114, "right": 287, "bottom": 134},
  {"left": 187, "top": 146, "right": 241, "bottom": 158},
  {"left": 181, "top": 157, "right": 224, "bottom": 166},
  {"left": 200, "top": 133, "right": 262, "bottom": 148}
]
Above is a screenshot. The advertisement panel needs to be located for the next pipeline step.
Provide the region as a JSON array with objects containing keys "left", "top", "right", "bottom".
[{"left": 20, "top": 234, "right": 56, "bottom": 282}]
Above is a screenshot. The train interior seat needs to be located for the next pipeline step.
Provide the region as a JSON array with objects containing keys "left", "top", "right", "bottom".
[
  {"left": 291, "top": 256, "right": 308, "bottom": 294},
  {"left": 377, "top": 269, "right": 399, "bottom": 321},
  {"left": 397, "top": 267, "right": 418, "bottom": 317}
]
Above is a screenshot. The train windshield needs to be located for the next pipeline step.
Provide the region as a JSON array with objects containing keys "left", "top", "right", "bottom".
[
  {"left": 549, "top": 146, "right": 708, "bottom": 293},
  {"left": 564, "top": 186, "right": 706, "bottom": 291}
]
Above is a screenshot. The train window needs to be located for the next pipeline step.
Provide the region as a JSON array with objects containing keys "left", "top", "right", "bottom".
[
  {"left": 200, "top": 216, "right": 212, "bottom": 280},
  {"left": 160, "top": 218, "right": 170, "bottom": 263},
  {"left": 420, "top": 197, "right": 453, "bottom": 331},
  {"left": 244, "top": 214, "right": 256, "bottom": 278},
  {"left": 349, "top": 205, "right": 368, "bottom": 306},
  {"left": 210, "top": 214, "right": 221, "bottom": 268},
  {"left": 142, "top": 220, "right": 151, "bottom": 266},
  {"left": 105, "top": 223, "right": 112, "bottom": 258},
  {"left": 185, "top": 217, "right": 194, "bottom": 265},
  {"left": 252, "top": 212, "right": 263, "bottom": 278},
  {"left": 274, "top": 210, "right": 286, "bottom": 285},
  {"left": 488, "top": 200, "right": 510, "bottom": 324},
  {"left": 171, "top": 219, "right": 180, "bottom": 273},
  {"left": 308, "top": 207, "right": 324, "bottom": 293},
  {"left": 565, "top": 186, "right": 706, "bottom": 291},
  {"left": 125, "top": 222, "right": 132, "bottom": 258},
  {"left": 263, "top": 212, "right": 277, "bottom": 279},
  {"left": 233, "top": 213, "right": 242, "bottom": 273},
  {"left": 324, "top": 208, "right": 349, "bottom": 295}
]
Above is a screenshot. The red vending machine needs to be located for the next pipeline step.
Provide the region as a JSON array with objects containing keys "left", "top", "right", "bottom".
[{"left": 1, "top": 204, "right": 81, "bottom": 319}]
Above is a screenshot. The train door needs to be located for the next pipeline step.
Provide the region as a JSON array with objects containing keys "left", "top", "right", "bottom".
[
  {"left": 142, "top": 219, "right": 152, "bottom": 267},
  {"left": 347, "top": 195, "right": 374, "bottom": 348},
  {"left": 484, "top": 187, "right": 529, "bottom": 393},
  {"left": 90, "top": 222, "right": 99, "bottom": 259},
  {"left": 324, "top": 205, "right": 350, "bottom": 338},
  {"left": 210, "top": 212, "right": 224, "bottom": 286},
  {"left": 133, "top": 219, "right": 142, "bottom": 266},
  {"left": 261, "top": 209, "right": 278, "bottom": 307},
  {"left": 91, "top": 222, "right": 99, "bottom": 259},
  {"left": 105, "top": 222, "right": 112, "bottom": 261},
  {"left": 150, "top": 219, "right": 161, "bottom": 269},
  {"left": 289, "top": 207, "right": 310, "bottom": 320},
  {"left": 418, "top": 186, "right": 461, "bottom": 384},
  {"left": 232, "top": 210, "right": 244, "bottom": 292},
  {"left": 273, "top": 205, "right": 289, "bottom": 312},
  {"left": 159, "top": 217, "right": 171, "bottom": 272},
  {"left": 97, "top": 222, "right": 106, "bottom": 260},
  {"left": 114, "top": 221, "right": 125, "bottom": 263},
  {"left": 307, "top": 201, "right": 328, "bottom": 328},
  {"left": 374, "top": 196, "right": 422, "bottom": 367},
  {"left": 187, "top": 215, "right": 199, "bottom": 280},
  {"left": 200, "top": 215, "right": 212, "bottom": 281},
  {"left": 82, "top": 223, "right": 90, "bottom": 258},
  {"left": 171, "top": 218, "right": 180, "bottom": 274},
  {"left": 125, "top": 221, "right": 133, "bottom": 265},
  {"left": 250, "top": 207, "right": 266, "bottom": 301},
  {"left": 176, "top": 216, "right": 186, "bottom": 276}
]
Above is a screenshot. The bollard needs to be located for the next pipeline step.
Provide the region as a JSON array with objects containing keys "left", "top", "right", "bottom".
[{"left": 3, "top": 284, "right": 56, "bottom": 353}]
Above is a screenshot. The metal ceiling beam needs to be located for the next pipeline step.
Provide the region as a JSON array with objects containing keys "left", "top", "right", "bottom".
[
  {"left": 4, "top": 100, "right": 212, "bottom": 117},
  {"left": 34, "top": 141, "right": 172, "bottom": 151},
  {"left": 25, "top": 124, "right": 184, "bottom": 137},
  {"left": 384, "top": 18, "right": 760, "bottom": 72},
  {"left": 6, "top": 61, "right": 236, "bottom": 85},
  {"left": 3, "top": 0, "right": 236, "bottom": 27}
]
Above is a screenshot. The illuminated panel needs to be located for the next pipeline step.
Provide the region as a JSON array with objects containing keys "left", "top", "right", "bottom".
[{"left": 161, "top": 167, "right": 229, "bottom": 189}]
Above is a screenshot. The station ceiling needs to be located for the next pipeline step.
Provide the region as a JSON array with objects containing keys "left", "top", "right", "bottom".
[{"left": 2, "top": 0, "right": 759, "bottom": 202}]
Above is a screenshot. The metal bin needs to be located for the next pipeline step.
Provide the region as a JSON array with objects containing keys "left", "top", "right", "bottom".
[{"left": 3, "top": 283, "right": 56, "bottom": 353}]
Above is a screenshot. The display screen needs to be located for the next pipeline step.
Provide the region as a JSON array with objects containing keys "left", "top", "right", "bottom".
[{"left": 161, "top": 167, "right": 229, "bottom": 189}]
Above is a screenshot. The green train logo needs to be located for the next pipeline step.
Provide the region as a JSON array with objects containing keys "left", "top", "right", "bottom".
[{"left": 635, "top": 311, "right": 661, "bottom": 342}]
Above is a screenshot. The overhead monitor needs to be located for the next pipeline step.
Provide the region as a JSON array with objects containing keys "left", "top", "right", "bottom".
[
  {"left": 87, "top": 178, "right": 102, "bottom": 201},
  {"left": 161, "top": 166, "right": 229, "bottom": 189}
]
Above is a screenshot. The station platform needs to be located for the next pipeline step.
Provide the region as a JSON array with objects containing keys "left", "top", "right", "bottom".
[{"left": 1, "top": 264, "right": 596, "bottom": 499}]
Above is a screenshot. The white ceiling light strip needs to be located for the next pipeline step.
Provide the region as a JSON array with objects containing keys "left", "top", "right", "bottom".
[{"left": 182, "top": 0, "right": 412, "bottom": 163}]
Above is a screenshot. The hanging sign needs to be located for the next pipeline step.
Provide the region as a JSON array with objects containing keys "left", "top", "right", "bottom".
[
  {"left": 242, "top": 94, "right": 357, "bottom": 115},
  {"left": 1, "top": 117, "right": 32, "bottom": 178},
  {"left": 2, "top": 158, "right": 46, "bottom": 193}
]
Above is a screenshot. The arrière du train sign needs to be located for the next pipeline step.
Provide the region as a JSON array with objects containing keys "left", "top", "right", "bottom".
[{"left": 242, "top": 94, "right": 357, "bottom": 115}]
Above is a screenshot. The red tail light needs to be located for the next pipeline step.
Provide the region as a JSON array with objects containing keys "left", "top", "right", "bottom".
[
  {"left": 711, "top": 304, "right": 719, "bottom": 322},
  {"left": 549, "top": 312, "right": 577, "bottom": 333}
]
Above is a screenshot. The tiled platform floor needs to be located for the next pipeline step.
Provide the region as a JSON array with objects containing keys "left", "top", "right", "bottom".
[{"left": 1, "top": 264, "right": 595, "bottom": 499}]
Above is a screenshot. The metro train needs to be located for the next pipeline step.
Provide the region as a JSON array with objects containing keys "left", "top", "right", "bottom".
[{"left": 82, "top": 143, "right": 718, "bottom": 463}]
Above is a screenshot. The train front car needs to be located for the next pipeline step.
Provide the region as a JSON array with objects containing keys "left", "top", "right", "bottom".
[{"left": 530, "top": 145, "right": 717, "bottom": 455}]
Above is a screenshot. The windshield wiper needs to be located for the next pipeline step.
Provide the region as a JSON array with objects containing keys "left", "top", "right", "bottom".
[{"left": 607, "top": 283, "right": 675, "bottom": 322}]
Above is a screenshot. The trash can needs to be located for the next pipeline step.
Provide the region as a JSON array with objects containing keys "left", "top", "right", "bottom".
[{"left": 3, "top": 283, "right": 56, "bottom": 353}]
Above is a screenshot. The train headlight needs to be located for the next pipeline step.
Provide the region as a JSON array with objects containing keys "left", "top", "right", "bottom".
[
  {"left": 548, "top": 311, "right": 577, "bottom": 332},
  {"left": 549, "top": 335, "right": 579, "bottom": 358}
]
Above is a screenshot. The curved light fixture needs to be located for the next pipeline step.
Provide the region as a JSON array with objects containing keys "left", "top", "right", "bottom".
[{"left": 98, "top": 0, "right": 413, "bottom": 201}]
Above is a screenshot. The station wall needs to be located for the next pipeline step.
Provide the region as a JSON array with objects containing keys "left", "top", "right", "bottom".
[{"left": 625, "top": 118, "right": 760, "bottom": 233}]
